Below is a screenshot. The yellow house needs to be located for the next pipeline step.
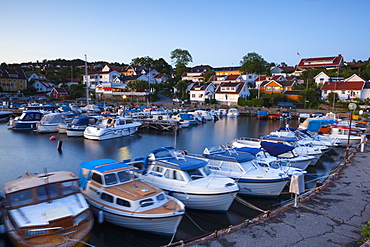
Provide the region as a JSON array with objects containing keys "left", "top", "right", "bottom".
[
  {"left": 214, "top": 66, "right": 241, "bottom": 76},
  {"left": 260, "top": 80, "right": 295, "bottom": 94},
  {"left": 0, "top": 68, "right": 28, "bottom": 91}
]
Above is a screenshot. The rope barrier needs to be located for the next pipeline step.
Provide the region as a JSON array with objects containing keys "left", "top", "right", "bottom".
[{"left": 235, "top": 196, "right": 268, "bottom": 213}]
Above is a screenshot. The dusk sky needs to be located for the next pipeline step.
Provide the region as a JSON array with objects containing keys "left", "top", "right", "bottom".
[{"left": 1, "top": 0, "right": 369, "bottom": 67}]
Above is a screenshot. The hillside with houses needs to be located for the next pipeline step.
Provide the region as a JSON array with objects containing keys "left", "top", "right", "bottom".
[{"left": 1, "top": 53, "right": 370, "bottom": 110}]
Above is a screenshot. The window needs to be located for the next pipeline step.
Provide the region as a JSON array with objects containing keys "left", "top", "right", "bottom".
[
  {"left": 117, "top": 198, "right": 130, "bottom": 207},
  {"left": 91, "top": 173, "right": 103, "bottom": 184},
  {"left": 187, "top": 169, "right": 204, "bottom": 180},
  {"left": 342, "top": 90, "right": 345, "bottom": 94},
  {"left": 164, "top": 169, "right": 173, "bottom": 179},
  {"left": 37, "top": 184, "right": 59, "bottom": 201},
  {"left": 104, "top": 173, "right": 118, "bottom": 185},
  {"left": 173, "top": 170, "right": 184, "bottom": 181},
  {"left": 61, "top": 181, "right": 79, "bottom": 195},
  {"left": 101, "top": 193, "right": 113, "bottom": 203},
  {"left": 152, "top": 166, "right": 163, "bottom": 173},
  {"left": 117, "top": 170, "right": 131, "bottom": 182},
  {"left": 156, "top": 193, "right": 165, "bottom": 201},
  {"left": 8, "top": 190, "right": 33, "bottom": 207},
  {"left": 140, "top": 198, "right": 154, "bottom": 207}
]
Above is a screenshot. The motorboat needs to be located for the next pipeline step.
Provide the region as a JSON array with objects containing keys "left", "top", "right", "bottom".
[
  {"left": 172, "top": 113, "right": 199, "bottom": 125},
  {"left": 279, "top": 111, "right": 292, "bottom": 120},
  {"left": 7, "top": 110, "right": 44, "bottom": 130},
  {"left": 84, "top": 116, "right": 141, "bottom": 141},
  {"left": 216, "top": 109, "right": 227, "bottom": 116},
  {"left": 0, "top": 111, "right": 12, "bottom": 122},
  {"left": 256, "top": 110, "right": 269, "bottom": 119},
  {"left": 198, "top": 145, "right": 291, "bottom": 197},
  {"left": 298, "top": 113, "right": 310, "bottom": 124},
  {"left": 298, "top": 117, "right": 337, "bottom": 132},
  {"left": 323, "top": 125, "right": 362, "bottom": 147},
  {"left": 36, "top": 113, "right": 72, "bottom": 133},
  {"left": 227, "top": 108, "right": 239, "bottom": 117},
  {"left": 66, "top": 116, "right": 102, "bottom": 137},
  {"left": 130, "top": 147, "right": 239, "bottom": 212},
  {"left": 195, "top": 110, "right": 214, "bottom": 121},
  {"left": 232, "top": 136, "right": 323, "bottom": 166},
  {"left": 2, "top": 170, "right": 94, "bottom": 247},
  {"left": 268, "top": 113, "right": 280, "bottom": 120},
  {"left": 79, "top": 158, "right": 185, "bottom": 236}
]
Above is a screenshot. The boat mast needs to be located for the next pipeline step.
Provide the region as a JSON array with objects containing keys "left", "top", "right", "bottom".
[{"left": 85, "top": 54, "right": 89, "bottom": 106}]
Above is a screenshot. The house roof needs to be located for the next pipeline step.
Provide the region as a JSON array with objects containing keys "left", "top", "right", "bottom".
[
  {"left": 297, "top": 54, "right": 343, "bottom": 69},
  {"left": 52, "top": 87, "right": 68, "bottom": 94},
  {"left": 215, "top": 82, "right": 245, "bottom": 94},
  {"left": 224, "top": 75, "right": 240, "bottom": 80},
  {"left": 191, "top": 65, "right": 213, "bottom": 72},
  {"left": 0, "top": 68, "right": 28, "bottom": 80},
  {"left": 213, "top": 66, "right": 241, "bottom": 71},
  {"left": 321, "top": 81, "right": 365, "bottom": 90},
  {"left": 255, "top": 75, "right": 283, "bottom": 81},
  {"left": 189, "top": 83, "right": 211, "bottom": 91},
  {"left": 260, "top": 80, "right": 295, "bottom": 87},
  {"left": 282, "top": 90, "right": 301, "bottom": 95}
]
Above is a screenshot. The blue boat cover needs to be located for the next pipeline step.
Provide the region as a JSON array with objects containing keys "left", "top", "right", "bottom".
[
  {"left": 234, "top": 147, "right": 263, "bottom": 156},
  {"left": 257, "top": 110, "right": 269, "bottom": 116},
  {"left": 261, "top": 135, "right": 297, "bottom": 142},
  {"left": 306, "top": 119, "right": 336, "bottom": 132},
  {"left": 143, "top": 147, "right": 207, "bottom": 174},
  {"left": 260, "top": 141, "right": 295, "bottom": 157},
  {"left": 278, "top": 127, "right": 297, "bottom": 131},
  {"left": 203, "top": 150, "right": 255, "bottom": 163},
  {"left": 79, "top": 158, "right": 130, "bottom": 189}
]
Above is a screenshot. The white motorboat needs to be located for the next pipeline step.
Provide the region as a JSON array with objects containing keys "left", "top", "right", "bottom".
[
  {"left": 130, "top": 147, "right": 239, "bottom": 212},
  {"left": 194, "top": 146, "right": 293, "bottom": 197},
  {"left": 216, "top": 109, "right": 227, "bottom": 116},
  {"left": 2, "top": 170, "right": 94, "bottom": 247},
  {"left": 324, "top": 125, "right": 362, "bottom": 147},
  {"left": 195, "top": 110, "right": 214, "bottom": 121},
  {"left": 232, "top": 136, "right": 323, "bottom": 166},
  {"left": 7, "top": 110, "right": 44, "bottom": 130},
  {"left": 79, "top": 158, "right": 185, "bottom": 236},
  {"left": 36, "top": 113, "right": 72, "bottom": 133},
  {"left": 227, "top": 108, "right": 239, "bottom": 117},
  {"left": 84, "top": 116, "right": 141, "bottom": 141},
  {"left": 66, "top": 116, "right": 102, "bottom": 137}
]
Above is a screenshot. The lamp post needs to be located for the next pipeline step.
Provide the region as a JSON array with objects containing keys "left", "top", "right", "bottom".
[{"left": 346, "top": 102, "right": 357, "bottom": 160}]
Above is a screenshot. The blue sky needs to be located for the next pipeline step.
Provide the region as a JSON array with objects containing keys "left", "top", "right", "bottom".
[{"left": 1, "top": 0, "right": 369, "bottom": 67}]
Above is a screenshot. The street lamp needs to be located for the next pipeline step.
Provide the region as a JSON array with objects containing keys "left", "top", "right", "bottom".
[{"left": 346, "top": 102, "right": 357, "bottom": 160}]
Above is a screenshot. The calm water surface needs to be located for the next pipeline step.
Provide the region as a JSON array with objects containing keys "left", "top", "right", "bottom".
[{"left": 0, "top": 117, "right": 342, "bottom": 247}]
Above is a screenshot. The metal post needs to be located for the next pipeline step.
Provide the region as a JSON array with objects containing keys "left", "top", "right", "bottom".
[{"left": 346, "top": 109, "right": 353, "bottom": 160}]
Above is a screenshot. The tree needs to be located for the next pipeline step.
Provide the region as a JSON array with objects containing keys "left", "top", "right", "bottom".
[
  {"left": 174, "top": 80, "right": 189, "bottom": 99},
  {"left": 131, "top": 56, "right": 154, "bottom": 68},
  {"left": 152, "top": 58, "right": 172, "bottom": 74},
  {"left": 326, "top": 92, "right": 339, "bottom": 106},
  {"left": 240, "top": 52, "right": 268, "bottom": 74},
  {"left": 126, "top": 80, "right": 149, "bottom": 91},
  {"left": 170, "top": 49, "right": 192, "bottom": 68}
]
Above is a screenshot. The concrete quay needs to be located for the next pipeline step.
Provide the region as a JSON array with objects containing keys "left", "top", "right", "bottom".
[{"left": 184, "top": 144, "right": 370, "bottom": 247}]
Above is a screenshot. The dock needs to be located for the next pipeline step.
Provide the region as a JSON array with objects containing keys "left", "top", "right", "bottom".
[{"left": 136, "top": 119, "right": 180, "bottom": 131}]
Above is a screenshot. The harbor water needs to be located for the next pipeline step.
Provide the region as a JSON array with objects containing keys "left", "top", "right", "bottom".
[{"left": 0, "top": 117, "right": 342, "bottom": 247}]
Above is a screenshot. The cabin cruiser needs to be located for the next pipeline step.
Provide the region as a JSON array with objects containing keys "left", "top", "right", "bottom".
[
  {"left": 84, "top": 116, "right": 141, "bottom": 141},
  {"left": 66, "top": 116, "right": 102, "bottom": 137},
  {"left": 323, "top": 125, "right": 362, "bottom": 147},
  {"left": 194, "top": 146, "right": 294, "bottom": 197},
  {"left": 2, "top": 170, "right": 94, "bottom": 247},
  {"left": 7, "top": 110, "right": 44, "bottom": 130},
  {"left": 79, "top": 158, "right": 185, "bottom": 235},
  {"left": 227, "top": 108, "right": 239, "bottom": 117},
  {"left": 36, "top": 113, "right": 72, "bottom": 133},
  {"left": 172, "top": 113, "right": 199, "bottom": 125},
  {"left": 130, "top": 147, "right": 239, "bottom": 212}
]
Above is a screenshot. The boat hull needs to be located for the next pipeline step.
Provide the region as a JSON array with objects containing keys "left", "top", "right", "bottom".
[
  {"left": 87, "top": 198, "right": 183, "bottom": 236},
  {"left": 235, "top": 178, "right": 289, "bottom": 197},
  {"left": 84, "top": 126, "right": 139, "bottom": 141}
]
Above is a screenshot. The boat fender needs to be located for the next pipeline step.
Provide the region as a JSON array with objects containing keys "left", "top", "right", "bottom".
[
  {"left": 50, "top": 135, "right": 57, "bottom": 140},
  {"left": 98, "top": 210, "right": 104, "bottom": 224}
]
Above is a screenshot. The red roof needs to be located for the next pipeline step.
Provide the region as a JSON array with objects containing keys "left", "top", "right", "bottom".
[
  {"left": 255, "top": 75, "right": 283, "bottom": 81},
  {"left": 298, "top": 55, "right": 343, "bottom": 69},
  {"left": 321, "top": 81, "right": 365, "bottom": 90},
  {"left": 224, "top": 75, "right": 240, "bottom": 80},
  {"left": 215, "top": 82, "right": 245, "bottom": 94}
]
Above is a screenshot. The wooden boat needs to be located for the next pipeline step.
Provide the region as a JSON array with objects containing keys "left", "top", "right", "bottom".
[
  {"left": 79, "top": 158, "right": 185, "bottom": 236},
  {"left": 2, "top": 171, "right": 94, "bottom": 247},
  {"left": 268, "top": 113, "right": 280, "bottom": 120}
]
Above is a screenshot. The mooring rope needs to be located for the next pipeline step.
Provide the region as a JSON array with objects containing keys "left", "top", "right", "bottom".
[
  {"left": 235, "top": 196, "right": 268, "bottom": 213},
  {"left": 185, "top": 212, "right": 207, "bottom": 233}
]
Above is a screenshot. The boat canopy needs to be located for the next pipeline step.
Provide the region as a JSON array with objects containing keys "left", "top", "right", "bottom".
[
  {"left": 257, "top": 111, "right": 269, "bottom": 116},
  {"left": 261, "top": 135, "right": 297, "bottom": 143},
  {"left": 143, "top": 147, "right": 207, "bottom": 173},
  {"left": 79, "top": 158, "right": 131, "bottom": 189},
  {"left": 260, "top": 141, "right": 296, "bottom": 158},
  {"left": 278, "top": 127, "right": 297, "bottom": 131},
  {"left": 234, "top": 147, "right": 263, "bottom": 156},
  {"left": 306, "top": 119, "right": 337, "bottom": 132},
  {"left": 71, "top": 116, "right": 98, "bottom": 125},
  {"left": 203, "top": 146, "right": 255, "bottom": 163}
]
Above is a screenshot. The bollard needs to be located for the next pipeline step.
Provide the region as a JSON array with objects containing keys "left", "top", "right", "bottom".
[{"left": 57, "top": 140, "right": 63, "bottom": 151}]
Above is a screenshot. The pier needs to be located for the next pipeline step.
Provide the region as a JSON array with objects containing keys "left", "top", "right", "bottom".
[{"left": 137, "top": 118, "right": 180, "bottom": 131}]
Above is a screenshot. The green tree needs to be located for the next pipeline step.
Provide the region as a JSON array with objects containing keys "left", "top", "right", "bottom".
[
  {"left": 174, "top": 80, "right": 189, "bottom": 99},
  {"left": 203, "top": 70, "right": 215, "bottom": 82},
  {"left": 326, "top": 92, "right": 339, "bottom": 105},
  {"left": 170, "top": 49, "right": 192, "bottom": 68},
  {"left": 240, "top": 52, "right": 268, "bottom": 74},
  {"left": 126, "top": 80, "right": 149, "bottom": 91},
  {"left": 152, "top": 58, "right": 172, "bottom": 74},
  {"left": 131, "top": 56, "right": 154, "bottom": 68},
  {"left": 299, "top": 88, "right": 319, "bottom": 109}
]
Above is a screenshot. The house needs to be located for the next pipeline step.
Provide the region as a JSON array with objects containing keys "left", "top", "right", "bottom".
[
  {"left": 181, "top": 71, "right": 204, "bottom": 82},
  {"left": 270, "top": 66, "right": 296, "bottom": 77},
  {"left": 190, "top": 65, "right": 213, "bottom": 73},
  {"left": 254, "top": 75, "right": 286, "bottom": 90},
  {"left": 189, "top": 83, "right": 216, "bottom": 103},
  {"left": 314, "top": 72, "right": 343, "bottom": 86},
  {"left": 50, "top": 87, "right": 69, "bottom": 99},
  {"left": 321, "top": 74, "right": 366, "bottom": 101},
  {"left": 297, "top": 54, "right": 344, "bottom": 70},
  {"left": 0, "top": 68, "right": 28, "bottom": 91},
  {"left": 260, "top": 80, "right": 296, "bottom": 94},
  {"left": 83, "top": 70, "right": 121, "bottom": 89},
  {"left": 154, "top": 73, "right": 169, "bottom": 84},
  {"left": 32, "top": 81, "right": 55, "bottom": 93},
  {"left": 214, "top": 82, "right": 250, "bottom": 106},
  {"left": 213, "top": 66, "right": 241, "bottom": 76},
  {"left": 27, "top": 73, "right": 47, "bottom": 82},
  {"left": 209, "top": 74, "right": 245, "bottom": 87},
  {"left": 282, "top": 90, "right": 302, "bottom": 101}
]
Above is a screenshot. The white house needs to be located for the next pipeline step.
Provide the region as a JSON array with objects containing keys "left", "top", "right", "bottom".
[
  {"left": 314, "top": 72, "right": 330, "bottom": 85},
  {"left": 189, "top": 83, "right": 216, "bottom": 103},
  {"left": 32, "top": 81, "right": 55, "bottom": 93},
  {"left": 83, "top": 70, "right": 121, "bottom": 89},
  {"left": 321, "top": 74, "right": 366, "bottom": 101},
  {"left": 214, "top": 82, "right": 250, "bottom": 106}
]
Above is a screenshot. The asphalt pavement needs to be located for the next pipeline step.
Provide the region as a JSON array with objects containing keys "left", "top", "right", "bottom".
[{"left": 184, "top": 144, "right": 370, "bottom": 247}]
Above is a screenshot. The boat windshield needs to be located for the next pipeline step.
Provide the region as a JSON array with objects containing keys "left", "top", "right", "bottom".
[
  {"left": 186, "top": 169, "right": 204, "bottom": 180},
  {"left": 104, "top": 173, "right": 118, "bottom": 185},
  {"left": 117, "top": 170, "right": 132, "bottom": 183},
  {"left": 8, "top": 190, "right": 34, "bottom": 207}
]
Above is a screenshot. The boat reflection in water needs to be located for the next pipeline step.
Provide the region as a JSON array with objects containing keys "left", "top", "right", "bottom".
[{"left": 0, "top": 117, "right": 343, "bottom": 246}]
